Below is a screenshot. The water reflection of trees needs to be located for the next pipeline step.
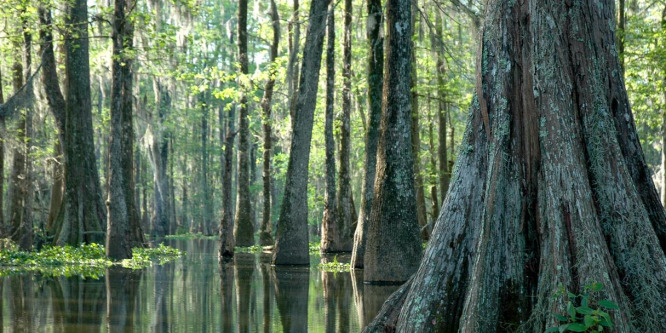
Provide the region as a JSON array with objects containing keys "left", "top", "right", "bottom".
[{"left": 0, "top": 240, "right": 403, "bottom": 332}]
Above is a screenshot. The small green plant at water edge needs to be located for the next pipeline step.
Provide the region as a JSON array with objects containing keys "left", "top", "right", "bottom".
[
  {"left": 546, "top": 282, "right": 618, "bottom": 333},
  {"left": 317, "top": 255, "right": 351, "bottom": 272},
  {"left": 235, "top": 245, "right": 264, "bottom": 253}
]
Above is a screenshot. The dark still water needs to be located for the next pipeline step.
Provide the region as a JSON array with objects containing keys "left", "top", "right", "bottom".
[{"left": 0, "top": 239, "right": 399, "bottom": 332}]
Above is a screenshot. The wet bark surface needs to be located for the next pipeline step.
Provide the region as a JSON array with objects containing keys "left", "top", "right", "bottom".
[{"left": 365, "top": 1, "right": 666, "bottom": 332}]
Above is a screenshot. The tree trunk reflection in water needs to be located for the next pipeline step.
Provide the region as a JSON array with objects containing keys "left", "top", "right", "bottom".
[
  {"left": 219, "top": 260, "right": 235, "bottom": 332},
  {"left": 106, "top": 268, "right": 142, "bottom": 332},
  {"left": 259, "top": 259, "right": 273, "bottom": 333},
  {"left": 151, "top": 264, "right": 169, "bottom": 332},
  {"left": 235, "top": 253, "right": 255, "bottom": 333},
  {"left": 273, "top": 266, "right": 309, "bottom": 332}
]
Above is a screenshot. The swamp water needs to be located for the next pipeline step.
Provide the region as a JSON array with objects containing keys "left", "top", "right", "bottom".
[{"left": 0, "top": 239, "right": 399, "bottom": 332}]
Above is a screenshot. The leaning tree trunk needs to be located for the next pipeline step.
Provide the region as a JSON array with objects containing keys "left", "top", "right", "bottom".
[
  {"left": 350, "top": 0, "right": 383, "bottom": 269},
  {"left": 320, "top": 3, "right": 341, "bottom": 253},
  {"left": 365, "top": 1, "right": 666, "bottom": 332},
  {"left": 234, "top": 0, "right": 255, "bottom": 246},
  {"left": 259, "top": 0, "right": 280, "bottom": 247},
  {"left": 58, "top": 0, "right": 107, "bottom": 245},
  {"left": 273, "top": 0, "right": 331, "bottom": 265},
  {"left": 363, "top": 0, "right": 423, "bottom": 284}
]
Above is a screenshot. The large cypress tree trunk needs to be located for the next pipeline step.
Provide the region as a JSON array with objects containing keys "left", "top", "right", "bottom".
[
  {"left": 107, "top": 0, "right": 142, "bottom": 259},
  {"left": 320, "top": 3, "right": 340, "bottom": 253},
  {"left": 365, "top": 1, "right": 666, "bottom": 332},
  {"left": 259, "top": 0, "right": 280, "bottom": 247},
  {"left": 273, "top": 0, "right": 331, "bottom": 265},
  {"left": 363, "top": 0, "right": 423, "bottom": 283},
  {"left": 234, "top": 0, "right": 255, "bottom": 246},
  {"left": 351, "top": 0, "right": 383, "bottom": 269},
  {"left": 59, "top": 0, "right": 107, "bottom": 245}
]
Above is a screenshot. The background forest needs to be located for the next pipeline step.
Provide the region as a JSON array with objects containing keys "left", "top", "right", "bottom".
[{"left": 0, "top": 0, "right": 663, "bottom": 248}]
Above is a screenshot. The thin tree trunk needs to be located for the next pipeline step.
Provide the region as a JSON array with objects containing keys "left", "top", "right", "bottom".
[
  {"left": 219, "top": 105, "right": 237, "bottom": 259},
  {"left": 148, "top": 79, "right": 171, "bottom": 238},
  {"left": 273, "top": 0, "right": 331, "bottom": 265},
  {"left": 335, "top": 0, "right": 354, "bottom": 251},
  {"left": 9, "top": 16, "right": 33, "bottom": 250},
  {"left": 259, "top": 0, "right": 280, "bottom": 246},
  {"left": 410, "top": 7, "right": 428, "bottom": 241},
  {"left": 320, "top": 3, "right": 340, "bottom": 253},
  {"left": 201, "top": 93, "right": 214, "bottom": 236},
  {"left": 286, "top": 0, "right": 301, "bottom": 122},
  {"left": 435, "top": 11, "right": 450, "bottom": 203},
  {"left": 363, "top": 0, "right": 422, "bottom": 283},
  {"left": 234, "top": 0, "right": 255, "bottom": 246},
  {"left": 350, "top": 0, "right": 383, "bottom": 269}
]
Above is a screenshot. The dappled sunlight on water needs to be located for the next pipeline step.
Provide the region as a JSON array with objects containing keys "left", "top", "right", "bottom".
[{"left": 0, "top": 239, "right": 399, "bottom": 332}]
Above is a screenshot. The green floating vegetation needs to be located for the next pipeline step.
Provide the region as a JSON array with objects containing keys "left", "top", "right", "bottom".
[
  {"left": 165, "top": 233, "right": 217, "bottom": 240},
  {"left": 317, "top": 255, "right": 351, "bottom": 273},
  {"left": 235, "top": 245, "right": 264, "bottom": 253},
  {"left": 0, "top": 240, "right": 182, "bottom": 279}
]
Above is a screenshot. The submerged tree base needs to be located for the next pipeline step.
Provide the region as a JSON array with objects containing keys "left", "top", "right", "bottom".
[{"left": 0, "top": 239, "right": 182, "bottom": 278}]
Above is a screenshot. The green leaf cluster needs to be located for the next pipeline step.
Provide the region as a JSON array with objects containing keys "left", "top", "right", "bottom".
[{"left": 546, "top": 283, "right": 618, "bottom": 333}]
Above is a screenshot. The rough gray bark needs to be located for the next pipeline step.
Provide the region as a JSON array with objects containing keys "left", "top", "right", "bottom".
[
  {"left": 107, "top": 0, "right": 141, "bottom": 259},
  {"left": 234, "top": 0, "right": 255, "bottom": 246},
  {"left": 273, "top": 0, "right": 331, "bottom": 265},
  {"left": 365, "top": 1, "right": 666, "bottom": 332},
  {"left": 363, "top": 0, "right": 423, "bottom": 283},
  {"left": 58, "top": 0, "right": 107, "bottom": 245},
  {"left": 259, "top": 0, "right": 280, "bottom": 247},
  {"left": 351, "top": 0, "right": 383, "bottom": 269},
  {"left": 320, "top": 4, "right": 340, "bottom": 253}
]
